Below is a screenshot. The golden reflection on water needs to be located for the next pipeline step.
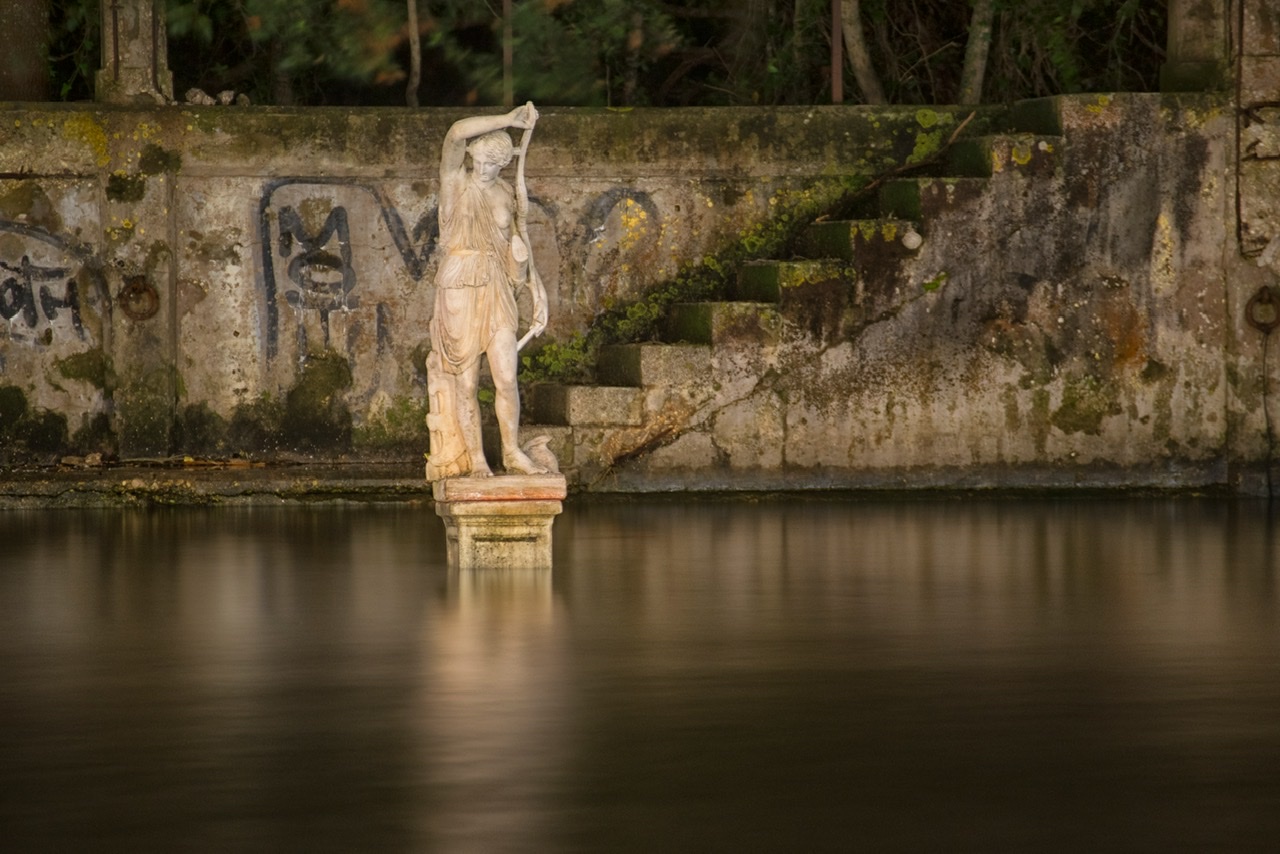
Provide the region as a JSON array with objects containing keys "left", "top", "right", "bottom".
[{"left": 419, "top": 568, "right": 565, "bottom": 851}]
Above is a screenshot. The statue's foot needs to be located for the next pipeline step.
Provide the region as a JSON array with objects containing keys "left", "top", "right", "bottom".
[
  {"left": 503, "top": 448, "right": 549, "bottom": 475},
  {"left": 469, "top": 458, "right": 494, "bottom": 478}
]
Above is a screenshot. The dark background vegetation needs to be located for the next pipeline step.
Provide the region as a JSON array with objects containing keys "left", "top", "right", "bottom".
[{"left": 5, "top": 0, "right": 1166, "bottom": 107}]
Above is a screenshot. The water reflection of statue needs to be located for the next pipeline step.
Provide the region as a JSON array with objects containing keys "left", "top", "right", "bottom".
[{"left": 426, "top": 102, "right": 554, "bottom": 480}]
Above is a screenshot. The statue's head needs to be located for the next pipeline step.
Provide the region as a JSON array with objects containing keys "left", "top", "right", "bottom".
[{"left": 467, "top": 131, "right": 514, "bottom": 169}]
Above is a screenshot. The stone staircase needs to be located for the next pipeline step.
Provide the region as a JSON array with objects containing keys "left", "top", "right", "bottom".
[{"left": 516, "top": 105, "right": 1067, "bottom": 489}]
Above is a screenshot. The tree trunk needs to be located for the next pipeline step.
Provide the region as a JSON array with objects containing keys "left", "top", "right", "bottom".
[
  {"left": 622, "top": 12, "right": 643, "bottom": 106},
  {"left": 502, "top": 0, "right": 513, "bottom": 107},
  {"left": 839, "top": 0, "right": 885, "bottom": 104},
  {"left": 721, "top": 0, "right": 769, "bottom": 93},
  {"left": 270, "top": 37, "right": 294, "bottom": 106},
  {"left": 406, "top": 0, "right": 421, "bottom": 107},
  {"left": 830, "top": 0, "right": 841, "bottom": 103},
  {"left": 958, "top": 0, "right": 995, "bottom": 104},
  {"left": 0, "top": 0, "right": 51, "bottom": 101}
]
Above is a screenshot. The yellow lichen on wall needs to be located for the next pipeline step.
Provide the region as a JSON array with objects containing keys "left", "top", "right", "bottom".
[
  {"left": 991, "top": 145, "right": 1006, "bottom": 173},
  {"left": 618, "top": 197, "right": 650, "bottom": 253},
  {"left": 1150, "top": 209, "right": 1178, "bottom": 298},
  {"left": 60, "top": 114, "right": 111, "bottom": 168}
]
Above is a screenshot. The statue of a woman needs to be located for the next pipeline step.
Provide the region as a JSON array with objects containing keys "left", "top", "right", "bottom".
[{"left": 425, "top": 102, "right": 551, "bottom": 480}]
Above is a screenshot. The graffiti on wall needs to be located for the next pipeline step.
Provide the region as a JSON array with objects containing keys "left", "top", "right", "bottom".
[
  {"left": 1239, "top": 101, "right": 1280, "bottom": 257},
  {"left": 257, "top": 178, "right": 438, "bottom": 361},
  {"left": 257, "top": 177, "right": 659, "bottom": 360},
  {"left": 0, "top": 220, "right": 107, "bottom": 345}
]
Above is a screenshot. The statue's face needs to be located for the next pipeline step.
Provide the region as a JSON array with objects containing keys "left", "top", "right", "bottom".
[{"left": 473, "top": 154, "right": 505, "bottom": 184}]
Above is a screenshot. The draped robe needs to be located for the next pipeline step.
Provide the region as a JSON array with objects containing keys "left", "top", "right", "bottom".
[
  {"left": 424, "top": 175, "right": 520, "bottom": 480},
  {"left": 429, "top": 177, "right": 519, "bottom": 374}
]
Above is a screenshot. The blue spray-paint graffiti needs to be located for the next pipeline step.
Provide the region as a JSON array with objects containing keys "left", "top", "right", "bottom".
[
  {"left": 1, "top": 256, "right": 79, "bottom": 331},
  {"left": 258, "top": 178, "right": 437, "bottom": 360},
  {"left": 258, "top": 179, "right": 654, "bottom": 361},
  {"left": 0, "top": 220, "right": 107, "bottom": 342},
  {"left": 277, "top": 205, "right": 358, "bottom": 313}
]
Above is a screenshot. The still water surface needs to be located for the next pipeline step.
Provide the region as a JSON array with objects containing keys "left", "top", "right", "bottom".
[{"left": 1, "top": 498, "right": 1277, "bottom": 852}]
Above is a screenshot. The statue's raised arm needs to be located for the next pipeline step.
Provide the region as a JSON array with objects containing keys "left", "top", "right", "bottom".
[{"left": 438, "top": 103, "right": 538, "bottom": 207}]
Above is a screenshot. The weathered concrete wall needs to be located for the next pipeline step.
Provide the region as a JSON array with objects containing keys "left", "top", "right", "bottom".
[
  {"left": 585, "top": 95, "right": 1253, "bottom": 492},
  {"left": 0, "top": 95, "right": 1274, "bottom": 493},
  {"left": 0, "top": 102, "right": 970, "bottom": 463}
]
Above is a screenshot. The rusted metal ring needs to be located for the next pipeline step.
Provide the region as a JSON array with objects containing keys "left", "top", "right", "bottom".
[
  {"left": 1246, "top": 285, "right": 1280, "bottom": 335},
  {"left": 119, "top": 275, "right": 159, "bottom": 321}
]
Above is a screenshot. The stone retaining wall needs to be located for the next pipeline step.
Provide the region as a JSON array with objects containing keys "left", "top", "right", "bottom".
[
  {"left": 0, "top": 102, "right": 982, "bottom": 461},
  {"left": 0, "top": 96, "right": 1276, "bottom": 493}
]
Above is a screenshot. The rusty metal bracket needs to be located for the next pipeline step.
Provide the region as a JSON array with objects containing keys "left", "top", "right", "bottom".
[{"left": 119, "top": 275, "right": 160, "bottom": 322}]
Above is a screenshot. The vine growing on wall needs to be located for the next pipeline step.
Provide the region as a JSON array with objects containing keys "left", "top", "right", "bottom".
[{"left": 519, "top": 176, "right": 866, "bottom": 385}]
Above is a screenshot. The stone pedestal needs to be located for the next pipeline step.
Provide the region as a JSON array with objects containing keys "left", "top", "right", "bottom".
[{"left": 433, "top": 475, "right": 567, "bottom": 570}]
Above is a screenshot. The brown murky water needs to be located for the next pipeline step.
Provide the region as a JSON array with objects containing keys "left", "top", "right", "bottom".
[{"left": 1, "top": 498, "right": 1277, "bottom": 852}]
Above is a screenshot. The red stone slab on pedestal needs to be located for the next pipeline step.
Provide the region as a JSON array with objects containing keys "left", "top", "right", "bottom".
[{"left": 432, "top": 474, "right": 568, "bottom": 503}]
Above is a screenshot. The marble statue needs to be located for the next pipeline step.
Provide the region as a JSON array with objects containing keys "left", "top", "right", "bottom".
[{"left": 425, "top": 102, "right": 556, "bottom": 480}]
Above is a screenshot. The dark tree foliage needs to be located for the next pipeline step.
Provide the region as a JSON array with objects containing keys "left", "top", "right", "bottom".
[
  {"left": 48, "top": 0, "right": 97, "bottom": 101},
  {"left": 42, "top": 0, "right": 1166, "bottom": 107},
  {"left": 855, "top": 0, "right": 1168, "bottom": 105}
]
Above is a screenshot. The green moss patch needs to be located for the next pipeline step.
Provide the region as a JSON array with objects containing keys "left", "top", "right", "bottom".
[
  {"left": 0, "top": 385, "right": 30, "bottom": 434},
  {"left": 56, "top": 349, "right": 116, "bottom": 391},
  {"left": 138, "top": 143, "right": 182, "bottom": 175},
  {"left": 177, "top": 403, "right": 230, "bottom": 456},
  {"left": 0, "top": 384, "right": 69, "bottom": 460},
  {"left": 0, "top": 182, "right": 63, "bottom": 233},
  {"left": 14, "top": 409, "right": 69, "bottom": 454},
  {"left": 71, "top": 412, "right": 118, "bottom": 456},
  {"left": 116, "top": 367, "right": 177, "bottom": 456},
  {"left": 1051, "top": 375, "right": 1122, "bottom": 436},
  {"left": 106, "top": 173, "right": 147, "bottom": 203},
  {"left": 281, "top": 350, "right": 354, "bottom": 452},
  {"left": 229, "top": 394, "right": 286, "bottom": 453},
  {"left": 354, "top": 394, "right": 429, "bottom": 453}
]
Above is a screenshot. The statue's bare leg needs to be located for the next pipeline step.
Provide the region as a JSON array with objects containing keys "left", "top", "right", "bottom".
[
  {"left": 455, "top": 364, "right": 492, "bottom": 477},
  {"left": 489, "top": 330, "right": 548, "bottom": 475}
]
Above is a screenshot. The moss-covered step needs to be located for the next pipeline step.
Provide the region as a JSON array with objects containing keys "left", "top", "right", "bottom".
[
  {"left": 1010, "top": 97, "right": 1064, "bottom": 136},
  {"left": 664, "top": 301, "right": 784, "bottom": 346},
  {"left": 597, "top": 343, "right": 712, "bottom": 388},
  {"left": 793, "top": 219, "right": 923, "bottom": 262},
  {"left": 732, "top": 259, "right": 849, "bottom": 301},
  {"left": 526, "top": 383, "right": 644, "bottom": 427},
  {"left": 877, "top": 177, "right": 989, "bottom": 221},
  {"left": 947, "top": 133, "right": 1062, "bottom": 178}
]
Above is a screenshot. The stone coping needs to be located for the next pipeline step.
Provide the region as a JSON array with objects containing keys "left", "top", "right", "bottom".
[
  {"left": 431, "top": 474, "right": 569, "bottom": 503},
  {"left": 0, "top": 461, "right": 1253, "bottom": 508},
  {"left": 0, "top": 462, "right": 431, "bottom": 509}
]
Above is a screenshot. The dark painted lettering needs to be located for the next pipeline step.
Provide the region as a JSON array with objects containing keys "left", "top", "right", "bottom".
[{"left": 0, "top": 256, "right": 82, "bottom": 337}]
